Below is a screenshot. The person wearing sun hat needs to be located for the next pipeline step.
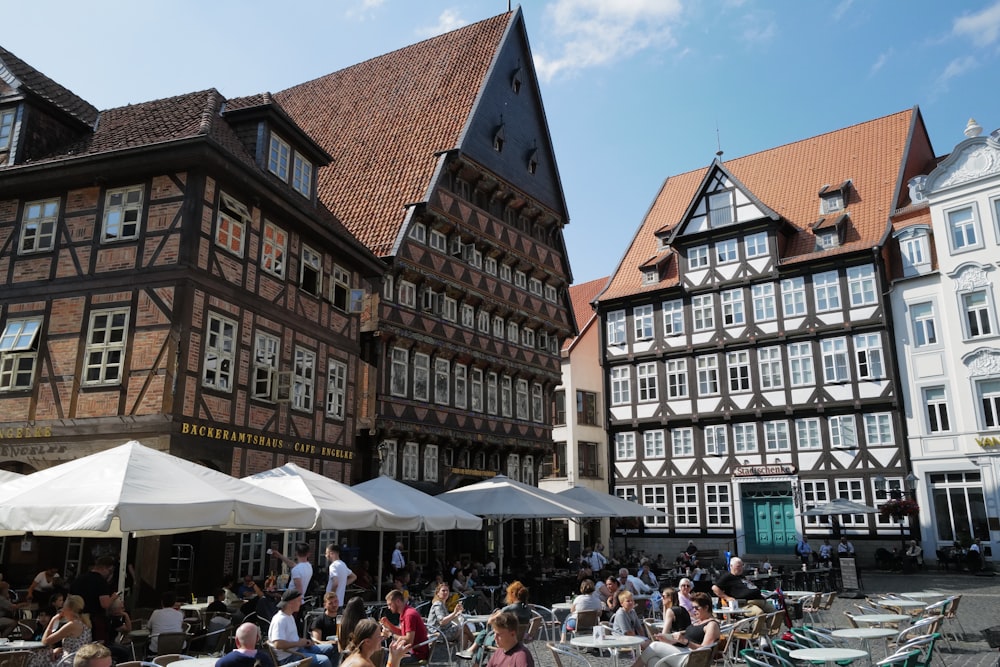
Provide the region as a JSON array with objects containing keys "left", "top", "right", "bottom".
[{"left": 267, "top": 589, "right": 337, "bottom": 667}]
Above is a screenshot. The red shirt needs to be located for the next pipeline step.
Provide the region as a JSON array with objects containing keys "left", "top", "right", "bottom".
[{"left": 400, "top": 604, "right": 429, "bottom": 660}]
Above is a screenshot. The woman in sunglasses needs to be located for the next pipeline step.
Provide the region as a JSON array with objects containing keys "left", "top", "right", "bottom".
[
  {"left": 676, "top": 578, "right": 696, "bottom": 614},
  {"left": 633, "top": 592, "right": 719, "bottom": 667}
]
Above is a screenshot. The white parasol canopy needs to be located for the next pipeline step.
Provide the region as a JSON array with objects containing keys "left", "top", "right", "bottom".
[
  {"left": 0, "top": 470, "right": 23, "bottom": 484},
  {"left": 555, "top": 485, "right": 666, "bottom": 519},
  {"left": 801, "top": 498, "right": 878, "bottom": 517}
]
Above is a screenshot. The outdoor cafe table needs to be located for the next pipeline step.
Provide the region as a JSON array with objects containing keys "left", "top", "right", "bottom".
[
  {"left": 900, "top": 591, "right": 946, "bottom": 599},
  {"left": 571, "top": 635, "right": 646, "bottom": 667},
  {"left": 852, "top": 613, "right": 910, "bottom": 627},
  {"left": 180, "top": 659, "right": 219, "bottom": 667},
  {"left": 832, "top": 628, "right": 896, "bottom": 661},
  {"left": 181, "top": 602, "right": 210, "bottom": 624},
  {"left": 0, "top": 641, "right": 45, "bottom": 651},
  {"left": 877, "top": 598, "right": 926, "bottom": 611},
  {"left": 551, "top": 602, "right": 573, "bottom": 621},
  {"left": 789, "top": 647, "right": 868, "bottom": 667}
]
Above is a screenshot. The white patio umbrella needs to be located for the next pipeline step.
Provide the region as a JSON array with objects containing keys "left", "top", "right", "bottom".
[
  {"left": 353, "top": 475, "right": 483, "bottom": 596},
  {"left": 555, "top": 485, "right": 667, "bottom": 519},
  {"left": 801, "top": 498, "right": 878, "bottom": 516},
  {"left": 0, "top": 440, "right": 317, "bottom": 590},
  {"left": 0, "top": 470, "right": 23, "bottom": 483},
  {"left": 437, "top": 475, "right": 600, "bottom": 576}
]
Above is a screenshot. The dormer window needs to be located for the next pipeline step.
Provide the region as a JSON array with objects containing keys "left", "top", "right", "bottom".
[
  {"left": 895, "top": 225, "right": 932, "bottom": 277},
  {"left": 815, "top": 229, "right": 838, "bottom": 250},
  {"left": 642, "top": 268, "right": 658, "bottom": 285},
  {"left": 708, "top": 191, "right": 734, "bottom": 227},
  {"left": 268, "top": 134, "right": 291, "bottom": 179},
  {"left": 493, "top": 124, "right": 505, "bottom": 153},
  {"left": 0, "top": 109, "right": 14, "bottom": 151},
  {"left": 292, "top": 154, "right": 312, "bottom": 198},
  {"left": 527, "top": 149, "right": 538, "bottom": 175},
  {"left": 812, "top": 213, "right": 848, "bottom": 251},
  {"left": 818, "top": 181, "right": 850, "bottom": 214},
  {"left": 268, "top": 132, "right": 313, "bottom": 198},
  {"left": 511, "top": 68, "right": 522, "bottom": 94}
]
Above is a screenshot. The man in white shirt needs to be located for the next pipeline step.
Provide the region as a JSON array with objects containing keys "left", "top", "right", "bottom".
[
  {"left": 325, "top": 544, "right": 356, "bottom": 605},
  {"left": 148, "top": 592, "right": 185, "bottom": 653},
  {"left": 271, "top": 543, "right": 313, "bottom": 599},
  {"left": 267, "top": 589, "right": 334, "bottom": 667},
  {"left": 837, "top": 536, "right": 855, "bottom": 557},
  {"left": 391, "top": 542, "right": 406, "bottom": 575},
  {"left": 588, "top": 548, "right": 607, "bottom": 573}
]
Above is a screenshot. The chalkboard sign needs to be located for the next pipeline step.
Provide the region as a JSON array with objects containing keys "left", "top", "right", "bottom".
[{"left": 840, "top": 557, "right": 859, "bottom": 589}]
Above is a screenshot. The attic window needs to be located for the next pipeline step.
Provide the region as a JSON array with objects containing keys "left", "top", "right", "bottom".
[
  {"left": 812, "top": 213, "right": 848, "bottom": 251},
  {"left": 642, "top": 268, "right": 658, "bottom": 285},
  {"left": 493, "top": 125, "right": 505, "bottom": 153},
  {"left": 511, "top": 68, "right": 522, "bottom": 94},
  {"left": 818, "top": 181, "right": 850, "bottom": 214},
  {"left": 814, "top": 229, "right": 839, "bottom": 251},
  {"left": 527, "top": 149, "right": 538, "bottom": 175},
  {"left": 708, "top": 191, "right": 734, "bottom": 227},
  {"left": 0, "top": 109, "right": 14, "bottom": 150}
]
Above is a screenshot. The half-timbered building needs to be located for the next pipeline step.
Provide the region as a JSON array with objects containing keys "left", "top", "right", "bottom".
[
  {"left": 276, "top": 9, "right": 576, "bottom": 564},
  {"left": 0, "top": 46, "right": 384, "bottom": 587},
  {"left": 594, "top": 109, "right": 936, "bottom": 558},
  {"left": 888, "top": 118, "right": 1000, "bottom": 564}
]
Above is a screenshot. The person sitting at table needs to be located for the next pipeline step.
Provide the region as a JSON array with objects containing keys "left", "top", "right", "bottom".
[
  {"left": 602, "top": 578, "right": 622, "bottom": 618},
  {"left": 341, "top": 619, "right": 409, "bottom": 667},
  {"left": 484, "top": 611, "right": 533, "bottom": 667},
  {"left": 711, "top": 558, "right": 773, "bottom": 616},
  {"left": 237, "top": 575, "right": 261, "bottom": 600},
  {"left": 308, "top": 592, "right": 341, "bottom": 664},
  {"left": 658, "top": 588, "right": 690, "bottom": 634},
  {"left": 676, "top": 579, "right": 696, "bottom": 615},
  {"left": 611, "top": 591, "right": 649, "bottom": 652},
  {"left": 148, "top": 591, "right": 185, "bottom": 653},
  {"left": 26, "top": 567, "right": 62, "bottom": 607},
  {"left": 759, "top": 558, "right": 772, "bottom": 574},
  {"left": 818, "top": 540, "right": 833, "bottom": 564},
  {"left": 73, "top": 643, "right": 113, "bottom": 667},
  {"left": 837, "top": 537, "right": 855, "bottom": 558},
  {"left": 636, "top": 560, "right": 657, "bottom": 590},
  {"left": 269, "top": 589, "right": 336, "bottom": 667},
  {"left": 379, "top": 589, "right": 428, "bottom": 665},
  {"left": 902, "top": 541, "right": 923, "bottom": 572},
  {"left": 30, "top": 594, "right": 93, "bottom": 667},
  {"left": 457, "top": 581, "right": 531, "bottom": 666},
  {"left": 337, "top": 596, "right": 366, "bottom": 648},
  {"left": 0, "top": 581, "right": 24, "bottom": 633},
  {"left": 633, "top": 592, "right": 719, "bottom": 667},
  {"left": 560, "top": 579, "right": 603, "bottom": 642},
  {"left": 428, "top": 583, "right": 474, "bottom": 649},
  {"left": 105, "top": 596, "right": 133, "bottom": 663},
  {"left": 216, "top": 622, "right": 275, "bottom": 667},
  {"left": 619, "top": 567, "right": 652, "bottom": 595}
]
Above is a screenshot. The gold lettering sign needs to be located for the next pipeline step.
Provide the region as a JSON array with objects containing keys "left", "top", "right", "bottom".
[
  {"left": 180, "top": 421, "right": 354, "bottom": 460},
  {"left": 0, "top": 426, "right": 53, "bottom": 441},
  {"left": 975, "top": 436, "right": 1000, "bottom": 448},
  {"left": 450, "top": 467, "right": 497, "bottom": 478}
]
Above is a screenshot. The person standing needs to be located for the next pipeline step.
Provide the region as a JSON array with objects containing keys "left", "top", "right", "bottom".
[
  {"left": 795, "top": 537, "right": 813, "bottom": 565},
  {"left": 326, "top": 544, "right": 357, "bottom": 605},
  {"left": 391, "top": 543, "right": 406, "bottom": 577},
  {"left": 588, "top": 548, "right": 607, "bottom": 574},
  {"left": 271, "top": 543, "right": 314, "bottom": 599},
  {"left": 70, "top": 556, "right": 118, "bottom": 643}
]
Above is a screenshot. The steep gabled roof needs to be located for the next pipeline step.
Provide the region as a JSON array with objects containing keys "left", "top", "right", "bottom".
[
  {"left": 275, "top": 12, "right": 514, "bottom": 257},
  {"left": 563, "top": 276, "right": 608, "bottom": 353},
  {"left": 599, "top": 109, "right": 918, "bottom": 302},
  {"left": 0, "top": 45, "right": 98, "bottom": 127}
]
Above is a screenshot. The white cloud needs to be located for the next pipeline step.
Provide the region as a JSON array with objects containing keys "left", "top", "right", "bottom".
[
  {"left": 415, "top": 9, "right": 468, "bottom": 39},
  {"left": 740, "top": 12, "right": 777, "bottom": 44},
  {"left": 869, "top": 49, "right": 891, "bottom": 76},
  {"left": 952, "top": 1, "right": 1000, "bottom": 47},
  {"left": 345, "top": 0, "right": 386, "bottom": 21},
  {"left": 934, "top": 55, "right": 979, "bottom": 91},
  {"left": 832, "top": 0, "right": 854, "bottom": 22},
  {"left": 534, "top": 0, "right": 684, "bottom": 82}
]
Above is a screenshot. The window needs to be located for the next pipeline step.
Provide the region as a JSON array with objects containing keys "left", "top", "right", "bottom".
[
  {"left": 673, "top": 485, "right": 699, "bottom": 526},
  {"left": 493, "top": 316, "right": 505, "bottom": 339},
  {"left": 383, "top": 275, "right": 394, "bottom": 302},
  {"left": 963, "top": 290, "right": 994, "bottom": 338},
  {"left": 929, "top": 471, "right": 989, "bottom": 543},
  {"left": 706, "top": 484, "right": 732, "bottom": 527},
  {"left": 261, "top": 222, "right": 287, "bottom": 278},
  {"left": 577, "top": 390, "right": 598, "bottom": 425},
  {"left": 203, "top": 313, "right": 237, "bottom": 391},
  {"left": 409, "top": 222, "right": 427, "bottom": 243},
  {"left": 326, "top": 359, "right": 347, "bottom": 419},
  {"left": 978, "top": 379, "right": 1000, "bottom": 428},
  {"left": 758, "top": 346, "right": 783, "bottom": 389},
  {"left": 910, "top": 302, "right": 938, "bottom": 346},
  {"left": 696, "top": 355, "right": 719, "bottom": 395},
  {"left": 381, "top": 440, "right": 398, "bottom": 478},
  {"left": 487, "top": 372, "right": 498, "bottom": 414},
  {"left": 795, "top": 418, "right": 821, "bottom": 449},
  {"left": 947, "top": 205, "right": 979, "bottom": 251},
  {"left": 553, "top": 390, "right": 566, "bottom": 425},
  {"left": 429, "top": 229, "right": 447, "bottom": 252},
  {"left": 764, "top": 420, "right": 790, "bottom": 451},
  {"left": 727, "top": 351, "right": 750, "bottom": 392},
  {"left": 924, "top": 386, "right": 950, "bottom": 433},
  {"left": 637, "top": 362, "right": 658, "bottom": 402},
  {"left": 455, "top": 364, "right": 469, "bottom": 410},
  {"left": 642, "top": 269, "right": 658, "bottom": 285},
  {"left": 847, "top": 265, "right": 877, "bottom": 306},
  {"left": 0, "top": 317, "right": 42, "bottom": 391},
  {"left": 402, "top": 442, "right": 419, "bottom": 481},
  {"left": 829, "top": 414, "right": 857, "bottom": 448},
  {"left": 752, "top": 283, "right": 776, "bottom": 321},
  {"left": 514, "top": 270, "right": 527, "bottom": 289},
  {"left": 300, "top": 245, "right": 322, "bottom": 296},
  {"left": 19, "top": 199, "right": 59, "bottom": 254},
  {"left": 268, "top": 134, "right": 291, "bottom": 180},
  {"left": 644, "top": 430, "right": 665, "bottom": 458},
  {"left": 500, "top": 264, "right": 512, "bottom": 282},
  {"left": 787, "top": 342, "right": 814, "bottom": 386},
  {"left": 821, "top": 191, "right": 844, "bottom": 214},
  {"left": 835, "top": 479, "right": 868, "bottom": 526},
  {"left": 813, "top": 271, "right": 841, "bottom": 312},
  {"left": 292, "top": 153, "right": 313, "bottom": 197},
  {"left": 854, "top": 333, "right": 884, "bottom": 379},
  {"left": 477, "top": 310, "right": 490, "bottom": 333},
  {"left": 801, "top": 480, "right": 830, "bottom": 527},
  {"left": 460, "top": 304, "right": 475, "bottom": 328},
  {"left": 0, "top": 109, "right": 14, "bottom": 150},
  {"left": 102, "top": 185, "right": 143, "bottom": 241},
  {"left": 666, "top": 359, "right": 688, "bottom": 398},
  {"left": 424, "top": 445, "right": 439, "bottom": 483},
  {"left": 398, "top": 280, "right": 416, "bottom": 308},
  {"left": 901, "top": 235, "right": 930, "bottom": 274},
  {"left": 522, "top": 454, "right": 535, "bottom": 485},
  {"left": 515, "top": 378, "right": 529, "bottom": 420},
  {"left": 663, "top": 299, "right": 684, "bottom": 335},
  {"left": 434, "top": 358, "right": 450, "bottom": 405},
  {"left": 864, "top": 412, "right": 893, "bottom": 446},
  {"left": 292, "top": 347, "right": 316, "bottom": 411},
  {"left": 607, "top": 310, "right": 626, "bottom": 344},
  {"left": 501, "top": 375, "right": 512, "bottom": 417},
  {"left": 671, "top": 427, "right": 694, "bottom": 457},
  {"left": 422, "top": 288, "right": 439, "bottom": 314},
  {"left": 781, "top": 277, "right": 806, "bottom": 317},
  {"left": 721, "top": 289, "right": 745, "bottom": 326},
  {"left": 521, "top": 328, "right": 535, "bottom": 348},
  {"left": 692, "top": 294, "right": 714, "bottom": 331},
  {"left": 532, "top": 383, "right": 543, "bottom": 423},
  {"left": 84, "top": 308, "right": 128, "bottom": 385},
  {"left": 643, "top": 485, "right": 668, "bottom": 527},
  {"left": 716, "top": 238, "right": 738, "bottom": 264},
  {"left": 215, "top": 193, "right": 249, "bottom": 256},
  {"left": 733, "top": 423, "right": 758, "bottom": 453},
  {"left": 615, "top": 432, "right": 636, "bottom": 460},
  {"left": 471, "top": 368, "right": 484, "bottom": 412},
  {"left": 529, "top": 277, "right": 543, "bottom": 295},
  {"left": 507, "top": 321, "right": 519, "bottom": 344},
  {"left": 253, "top": 332, "right": 280, "bottom": 401},
  {"left": 821, "top": 337, "right": 849, "bottom": 383},
  {"left": 688, "top": 245, "right": 709, "bottom": 269},
  {"left": 483, "top": 256, "right": 497, "bottom": 275},
  {"left": 611, "top": 366, "right": 631, "bottom": 405},
  {"left": 745, "top": 232, "right": 767, "bottom": 258},
  {"left": 579, "top": 442, "right": 599, "bottom": 477},
  {"left": 815, "top": 229, "right": 838, "bottom": 250},
  {"left": 545, "top": 284, "right": 558, "bottom": 302},
  {"left": 705, "top": 425, "right": 727, "bottom": 455},
  {"left": 413, "top": 353, "right": 430, "bottom": 401},
  {"left": 324, "top": 265, "right": 349, "bottom": 311},
  {"left": 708, "top": 191, "right": 734, "bottom": 227},
  {"left": 390, "top": 347, "right": 408, "bottom": 397},
  {"left": 634, "top": 305, "right": 654, "bottom": 340}
]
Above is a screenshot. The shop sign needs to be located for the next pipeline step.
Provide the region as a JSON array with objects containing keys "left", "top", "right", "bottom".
[
  {"left": 734, "top": 464, "right": 797, "bottom": 477},
  {"left": 179, "top": 421, "right": 354, "bottom": 460},
  {"left": 0, "top": 425, "right": 53, "bottom": 441},
  {"left": 974, "top": 436, "right": 1000, "bottom": 448},
  {"left": 450, "top": 467, "right": 496, "bottom": 478}
]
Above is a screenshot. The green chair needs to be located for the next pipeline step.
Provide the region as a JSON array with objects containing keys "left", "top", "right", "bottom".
[
  {"left": 894, "top": 633, "right": 942, "bottom": 667},
  {"left": 739, "top": 648, "right": 794, "bottom": 667},
  {"left": 875, "top": 649, "right": 921, "bottom": 667}
]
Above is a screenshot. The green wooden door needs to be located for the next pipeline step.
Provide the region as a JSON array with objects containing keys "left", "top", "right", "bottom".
[{"left": 744, "top": 496, "right": 797, "bottom": 554}]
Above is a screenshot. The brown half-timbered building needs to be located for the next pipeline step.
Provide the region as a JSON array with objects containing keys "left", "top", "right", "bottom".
[{"left": 0, "top": 47, "right": 383, "bottom": 589}]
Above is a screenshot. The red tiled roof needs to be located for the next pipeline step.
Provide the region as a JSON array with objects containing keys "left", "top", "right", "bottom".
[
  {"left": 599, "top": 109, "right": 917, "bottom": 302},
  {"left": 568, "top": 277, "right": 608, "bottom": 332},
  {"left": 275, "top": 12, "right": 514, "bottom": 257},
  {"left": 0, "top": 45, "right": 99, "bottom": 127}
]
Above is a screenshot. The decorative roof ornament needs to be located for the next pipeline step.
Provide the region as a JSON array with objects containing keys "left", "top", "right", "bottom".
[{"left": 965, "top": 118, "right": 983, "bottom": 138}]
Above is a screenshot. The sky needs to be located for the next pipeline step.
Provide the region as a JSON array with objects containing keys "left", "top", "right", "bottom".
[{"left": 4, "top": 1, "right": 1000, "bottom": 285}]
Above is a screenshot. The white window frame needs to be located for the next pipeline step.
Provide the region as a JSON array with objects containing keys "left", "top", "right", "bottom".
[
  {"left": 696, "top": 355, "right": 719, "bottom": 395},
  {"left": 781, "top": 276, "right": 806, "bottom": 317},
  {"left": 0, "top": 317, "right": 42, "bottom": 392},
  {"left": 864, "top": 412, "right": 894, "bottom": 446},
  {"left": 402, "top": 442, "right": 419, "bottom": 481},
  {"left": 501, "top": 375, "right": 512, "bottom": 417},
  {"left": 429, "top": 229, "right": 447, "bottom": 252},
  {"left": 529, "top": 277, "right": 543, "bottom": 296},
  {"left": 705, "top": 424, "right": 728, "bottom": 456},
  {"left": 666, "top": 359, "right": 688, "bottom": 398},
  {"left": 715, "top": 238, "right": 738, "bottom": 264},
  {"left": 500, "top": 264, "right": 512, "bottom": 282},
  {"left": 758, "top": 346, "right": 783, "bottom": 390},
  {"left": 409, "top": 222, "right": 427, "bottom": 243},
  {"left": 708, "top": 191, "right": 734, "bottom": 227},
  {"left": 733, "top": 423, "right": 758, "bottom": 453},
  {"left": 727, "top": 350, "right": 750, "bottom": 392},
  {"left": 854, "top": 332, "right": 885, "bottom": 380},
  {"left": 487, "top": 372, "right": 498, "bottom": 415},
  {"left": 532, "top": 383, "right": 543, "bottom": 423},
  {"left": 705, "top": 483, "right": 733, "bottom": 527},
  {"left": 19, "top": 198, "right": 59, "bottom": 254},
  {"left": 671, "top": 427, "right": 694, "bottom": 457},
  {"left": 835, "top": 479, "right": 868, "bottom": 527},
  {"left": 515, "top": 378, "right": 529, "bottom": 420},
  {"left": 325, "top": 359, "right": 348, "bottom": 419},
  {"left": 521, "top": 328, "right": 535, "bottom": 348},
  {"left": 434, "top": 358, "right": 450, "bottom": 405},
  {"left": 484, "top": 256, "right": 497, "bottom": 275},
  {"left": 637, "top": 362, "right": 658, "bottom": 402},
  {"left": 292, "top": 152, "right": 312, "bottom": 198},
  {"left": 202, "top": 313, "right": 237, "bottom": 392},
  {"left": 493, "top": 316, "right": 505, "bottom": 339},
  {"left": 721, "top": 289, "right": 745, "bottom": 326},
  {"left": 611, "top": 366, "right": 631, "bottom": 405},
  {"left": 977, "top": 378, "right": 1000, "bottom": 428},
  {"left": 413, "top": 352, "right": 430, "bottom": 401},
  {"left": 514, "top": 270, "right": 527, "bottom": 289},
  {"left": 901, "top": 234, "right": 930, "bottom": 275},
  {"left": 643, "top": 485, "right": 668, "bottom": 527},
  {"left": 788, "top": 342, "right": 814, "bottom": 386},
  {"left": 802, "top": 480, "right": 830, "bottom": 527},
  {"left": 471, "top": 368, "right": 483, "bottom": 412},
  {"left": 424, "top": 444, "right": 439, "bottom": 483},
  {"left": 253, "top": 332, "right": 280, "bottom": 401},
  {"left": 643, "top": 430, "right": 665, "bottom": 458},
  {"left": 946, "top": 204, "right": 981, "bottom": 252},
  {"left": 673, "top": 484, "right": 700, "bottom": 527},
  {"left": 745, "top": 232, "right": 768, "bottom": 258},
  {"left": 507, "top": 321, "right": 519, "bottom": 344},
  {"left": 813, "top": 270, "right": 841, "bottom": 312},
  {"left": 847, "top": 265, "right": 877, "bottom": 306},
  {"left": 460, "top": 304, "right": 475, "bottom": 328},
  {"left": 268, "top": 134, "right": 291, "bottom": 180},
  {"left": 829, "top": 414, "right": 858, "bottom": 448},
  {"left": 454, "top": 364, "right": 467, "bottom": 410},
  {"left": 692, "top": 294, "right": 714, "bottom": 331},
  {"left": 688, "top": 245, "right": 709, "bottom": 269},
  {"left": 83, "top": 308, "right": 129, "bottom": 386},
  {"left": 910, "top": 302, "right": 938, "bottom": 347},
  {"left": 545, "top": 284, "right": 558, "bottom": 302},
  {"left": 924, "top": 386, "right": 950, "bottom": 433},
  {"left": 477, "top": 310, "right": 490, "bottom": 333},
  {"left": 0, "top": 109, "right": 14, "bottom": 150},
  {"left": 607, "top": 310, "right": 626, "bottom": 345},
  {"left": 215, "top": 192, "right": 249, "bottom": 257},
  {"left": 441, "top": 295, "right": 457, "bottom": 323},
  {"left": 663, "top": 299, "right": 684, "bottom": 335},
  {"left": 292, "top": 346, "right": 316, "bottom": 412},
  {"left": 821, "top": 337, "right": 850, "bottom": 383},
  {"left": 752, "top": 283, "right": 776, "bottom": 322},
  {"left": 300, "top": 245, "right": 322, "bottom": 296},
  {"left": 102, "top": 185, "right": 143, "bottom": 242},
  {"left": 795, "top": 418, "right": 821, "bottom": 449},
  {"left": 615, "top": 432, "right": 636, "bottom": 460},
  {"left": 398, "top": 280, "right": 416, "bottom": 308},
  {"left": 261, "top": 221, "right": 287, "bottom": 278},
  {"left": 764, "top": 420, "right": 790, "bottom": 451},
  {"left": 634, "top": 304, "right": 654, "bottom": 340},
  {"left": 962, "top": 289, "right": 996, "bottom": 339},
  {"left": 390, "top": 347, "right": 408, "bottom": 397}
]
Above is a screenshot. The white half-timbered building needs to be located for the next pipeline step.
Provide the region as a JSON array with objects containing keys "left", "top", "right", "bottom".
[{"left": 594, "top": 109, "right": 937, "bottom": 558}]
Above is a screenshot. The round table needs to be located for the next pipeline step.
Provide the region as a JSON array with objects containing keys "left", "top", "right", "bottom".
[
  {"left": 789, "top": 647, "right": 868, "bottom": 666},
  {"left": 900, "top": 591, "right": 945, "bottom": 599},
  {"left": 780, "top": 591, "right": 815, "bottom": 598},
  {"left": 178, "top": 659, "right": 219, "bottom": 667},
  {"left": 0, "top": 641, "right": 45, "bottom": 651},
  {"left": 551, "top": 602, "right": 573, "bottom": 612},
  {"left": 852, "top": 613, "right": 910, "bottom": 627},
  {"left": 831, "top": 627, "right": 896, "bottom": 660},
  {"left": 570, "top": 635, "right": 646, "bottom": 667},
  {"left": 878, "top": 599, "right": 926, "bottom": 611}
]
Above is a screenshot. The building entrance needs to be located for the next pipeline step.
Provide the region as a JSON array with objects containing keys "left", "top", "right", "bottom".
[{"left": 741, "top": 482, "right": 797, "bottom": 555}]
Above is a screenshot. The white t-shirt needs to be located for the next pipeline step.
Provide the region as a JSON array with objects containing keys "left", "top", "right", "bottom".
[
  {"left": 327, "top": 559, "right": 353, "bottom": 604},
  {"left": 148, "top": 607, "right": 184, "bottom": 651},
  {"left": 290, "top": 561, "right": 313, "bottom": 596},
  {"left": 32, "top": 571, "right": 56, "bottom": 591},
  {"left": 268, "top": 609, "right": 300, "bottom": 661}
]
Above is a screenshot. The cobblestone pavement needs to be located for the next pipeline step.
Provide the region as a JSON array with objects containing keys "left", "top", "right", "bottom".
[{"left": 424, "top": 570, "right": 1000, "bottom": 667}]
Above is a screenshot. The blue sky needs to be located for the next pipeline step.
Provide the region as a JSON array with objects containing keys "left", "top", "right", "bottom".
[{"left": 5, "top": 1, "right": 1000, "bottom": 285}]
